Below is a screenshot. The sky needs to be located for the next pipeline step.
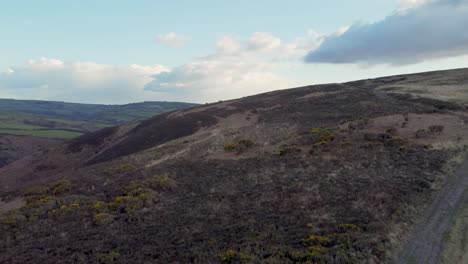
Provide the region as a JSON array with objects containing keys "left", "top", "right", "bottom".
[{"left": 0, "top": 0, "right": 467, "bottom": 104}]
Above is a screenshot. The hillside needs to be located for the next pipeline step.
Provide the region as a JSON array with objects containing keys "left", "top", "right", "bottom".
[
  {"left": 0, "top": 68, "right": 467, "bottom": 263},
  {"left": 0, "top": 99, "right": 197, "bottom": 138},
  {"left": 0, "top": 100, "right": 196, "bottom": 168}
]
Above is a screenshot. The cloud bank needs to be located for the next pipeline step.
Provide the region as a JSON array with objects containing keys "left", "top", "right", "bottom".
[
  {"left": 0, "top": 31, "right": 320, "bottom": 103},
  {"left": 305, "top": 0, "right": 468, "bottom": 64},
  {"left": 0, "top": 58, "right": 169, "bottom": 104},
  {"left": 144, "top": 32, "right": 322, "bottom": 102}
]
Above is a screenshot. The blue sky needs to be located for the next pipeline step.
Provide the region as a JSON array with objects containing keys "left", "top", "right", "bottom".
[{"left": 1, "top": 0, "right": 467, "bottom": 104}]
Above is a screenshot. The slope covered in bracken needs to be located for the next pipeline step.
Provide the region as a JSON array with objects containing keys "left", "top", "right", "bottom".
[{"left": 0, "top": 68, "right": 467, "bottom": 264}]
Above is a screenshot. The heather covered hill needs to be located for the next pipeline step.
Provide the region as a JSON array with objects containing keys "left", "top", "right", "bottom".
[{"left": 0, "top": 69, "right": 467, "bottom": 263}]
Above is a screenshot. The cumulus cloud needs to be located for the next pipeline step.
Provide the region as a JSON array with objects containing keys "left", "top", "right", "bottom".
[
  {"left": 248, "top": 32, "right": 282, "bottom": 52},
  {"left": 305, "top": 0, "right": 468, "bottom": 65},
  {"left": 0, "top": 58, "right": 169, "bottom": 104},
  {"left": 213, "top": 31, "right": 323, "bottom": 59},
  {"left": 216, "top": 36, "right": 242, "bottom": 55},
  {"left": 145, "top": 59, "right": 295, "bottom": 102},
  {"left": 0, "top": 31, "right": 320, "bottom": 104},
  {"left": 156, "top": 32, "right": 191, "bottom": 48},
  {"left": 145, "top": 31, "right": 322, "bottom": 102}
]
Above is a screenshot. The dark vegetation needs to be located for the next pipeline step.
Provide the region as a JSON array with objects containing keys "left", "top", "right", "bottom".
[{"left": 0, "top": 69, "right": 467, "bottom": 263}]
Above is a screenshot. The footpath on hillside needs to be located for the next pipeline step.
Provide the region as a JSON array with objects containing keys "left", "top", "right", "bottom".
[{"left": 396, "top": 159, "right": 468, "bottom": 264}]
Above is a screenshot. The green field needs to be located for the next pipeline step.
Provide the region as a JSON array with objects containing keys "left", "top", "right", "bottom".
[{"left": 0, "top": 99, "right": 196, "bottom": 139}]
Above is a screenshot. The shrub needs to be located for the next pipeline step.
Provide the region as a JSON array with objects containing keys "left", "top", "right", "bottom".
[
  {"left": 93, "top": 213, "right": 114, "bottom": 225},
  {"left": 224, "top": 139, "right": 255, "bottom": 152},
  {"left": 423, "top": 144, "right": 433, "bottom": 149},
  {"left": 23, "top": 196, "right": 58, "bottom": 220},
  {"left": 303, "top": 235, "right": 332, "bottom": 246},
  {"left": 110, "top": 195, "right": 147, "bottom": 212},
  {"left": 24, "top": 196, "right": 56, "bottom": 207},
  {"left": 48, "top": 203, "right": 80, "bottom": 217},
  {"left": 23, "top": 180, "right": 72, "bottom": 197},
  {"left": 313, "top": 141, "right": 328, "bottom": 147},
  {"left": 224, "top": 143, "right": 238, "bottom": 151},
  {"left": 50, "top": 180, "right": 72, "bottom": 196},
  {"left": 339, "top": 223, "right": 362, "bottom": 233},
  {"left": 279, "top": 147, "right": 301, "bottom": 156},
  {"left": 96, "top": 251, "right": 120, "bottom": 264},
  {"left": 219, "top": 250, "right": 254, "bottom": 264},
  {"left": 428, "top": 125, "right": 444, "bottom": 134},
  {"left": 320, "top": 132, "right": 335, "bottom": 142},
  {"left": 386, "top": 136, "right": 407, "bottom": 147},
  {"left": 124, "top": 177, "right": 175, "bottom": 195},
  {"left": 92, "top": 201, "right": 108, "bottom": 211},
  {"left": 308, "top": 245, "right": 327, "bottom": 255},
  {"left": 144, "top": 177, "right": 175, "bottom": 191},
  {"left": 123, "top": 182, "right": 148, "bottom": 196},
  {"left": 310, "top": 128, "right": 323, "bottom": 134},
  {"left": 23, "top": 186, "right": 48, "bottom": 197},
  {"left": 0, "top": 210, "right": 20, "bottom": 227},
  {"left": 286, "top": 248, "right": 329, "bottom": 263}
]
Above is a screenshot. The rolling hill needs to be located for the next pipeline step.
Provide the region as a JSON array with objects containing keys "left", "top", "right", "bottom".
[
  {"left": 0, "top": 99, "right": 196, "bottom": 168},
  {"left": 0, "top": 69, "right": 467, "bottom": 263},
  {"left": 0, "top": 99, "right": 197, "bottom": 138}
]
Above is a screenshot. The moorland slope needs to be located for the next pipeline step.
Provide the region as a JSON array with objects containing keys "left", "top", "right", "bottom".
[{"left": 0, "top": 69, "right": 467, "bottom": 264}]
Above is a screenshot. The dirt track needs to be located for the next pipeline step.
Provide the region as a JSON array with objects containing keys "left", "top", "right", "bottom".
[{"left": 396, "top": 159, "right": 468, "bottom": 264}]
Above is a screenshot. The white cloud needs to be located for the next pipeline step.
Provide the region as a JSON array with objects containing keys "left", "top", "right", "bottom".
[
  {"left": 290, "top": 30, "right": 325, "bottom": 53},
  {"left": 398, "top": 0, "right": 431, "bottom": 11},
  {"left": 156, "top": 32, "right": 191, "bottom": 48},
  {"left": 145, "top": 59, "right": 295, "bottom": 102},
  {"left": 216, "top": 36, "right": 242, "bottom": 55},
  {"left": 2, "top": 68, "right": 14, "bottom": 75},
  {"left": 0, "top": 58, "right": 169, "bottom": 104},
  {"left": 248, "top": 32, "right": 282, "bottom": 52},
  {"left": 305, "top": 0, "right": 468, "bottom": 65},
  {"left": 145, "top": 31, "right": 323, "bottom": 102},
  {"left": 0, "top": 31, "right": 320, "bottom": 104}
]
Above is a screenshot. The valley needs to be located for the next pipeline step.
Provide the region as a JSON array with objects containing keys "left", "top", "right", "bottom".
[{"left": 0, "top": 99, "right": 196, "bottom": 168}]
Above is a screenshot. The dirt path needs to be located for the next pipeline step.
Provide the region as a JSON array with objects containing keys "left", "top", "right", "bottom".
[
  {"left": 440, "top": 197, "right": 468, "bottom": 264},
  {"left": 396, "top": 160, "right": 468, "bottom": 264}
]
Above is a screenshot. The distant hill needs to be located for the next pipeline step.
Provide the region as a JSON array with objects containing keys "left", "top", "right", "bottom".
[
  {"left": 0, "top": 99, "right": 196, "bottom": 168},
  {"left": 0, "top": 99, "right": 197, "bottom": 139}
]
